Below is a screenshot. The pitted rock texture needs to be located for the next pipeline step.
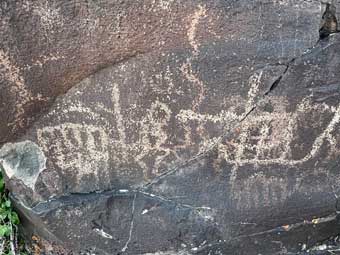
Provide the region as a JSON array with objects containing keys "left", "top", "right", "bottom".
[
  {"left": 0, "top": 0, "right": 323, "bottom": 144},
  {"left": 1, "top": 0, "right": 340, "bottom": 255}
]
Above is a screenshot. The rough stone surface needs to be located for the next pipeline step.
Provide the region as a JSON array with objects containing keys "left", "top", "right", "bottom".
[
  {"left": 1, "top": 0, "right": 340, "bottom": 254},
  {"left": 0, "top": 141, "right": 46, "bottom": 190}
]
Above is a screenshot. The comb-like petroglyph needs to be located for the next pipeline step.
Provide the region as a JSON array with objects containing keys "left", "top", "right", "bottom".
[
  {"left": 37, "top": 123, "right": 110, "bottom": 186},
  {"left": 2, "top": 0, "right": 340, "bottom": 254}
]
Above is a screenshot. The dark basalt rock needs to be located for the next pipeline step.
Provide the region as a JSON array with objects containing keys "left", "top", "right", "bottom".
[{"left": 1, "top": 0, "right": 340, "bottom": 254}]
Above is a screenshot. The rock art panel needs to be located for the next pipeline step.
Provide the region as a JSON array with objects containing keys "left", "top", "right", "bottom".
[
  {"left": 10, "top": 48, "right": 290, "bottom": 203},
  {"left": 0, "top": 0, "right": 322, "bottom": 144},
  {"left": 1, "top": 1, "right": 340, "bottom": 255}
]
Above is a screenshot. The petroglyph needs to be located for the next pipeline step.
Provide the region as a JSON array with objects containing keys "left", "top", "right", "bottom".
[
  {"left": 180, "top": 60, "right": 206, "bottom": 111},
  {"left": 235, "top": 103, "right": 340, "bottom": 166},
  {"left": 0, "top": 50, "right": 26, "bottom": 90},
  {"left": 220, "top": 108, "right": 297, "bottom": 165},
  {"left": 178, "top": 97, "right": 340, "bottom": 167},
  {"left": 108, "top": 84, "right": 180, "bottom": 179},
  {"left": 34, "top": 79, "right": 340, "bottom": 187},
  {"left": 35, "top": 85, "right": 181, "bottom": 182},
  {"left": 187, "top": 5, "right": 207, "bottom": 56},
  {"left": 25, "top": 53, "right": 66, "bottom": 69},
  {"left": 45, "top": 101, "right": 113, "bottom": 133},
  {"left": 157, "top": 0, "right": 176, "bottom": 11},
  {"left": 131, "top": 100, "right": 176, "bottom": 177},
  {"left": 33, "top": 1, "right": 63, "bottom": 31},
  {"left": 245, "top": 71, "right": 263, "bottom": 113},
  {"left": 111, "top": 83, "right": 127, "bottom": 149},
  {"left": 230, "top": 169, "right": 328, "bottom": 210},
  {"left": 177, "top": 109, "right": 239, "bottom": 125},
  {"left": 0, "top": 50, "right": 43, "bottom": 129},
  {"left": 232, "top": 172, "right": 296, "bottom": 209},
  {"left": 37, "top": 123, "right": 109, "bottom": 183}
]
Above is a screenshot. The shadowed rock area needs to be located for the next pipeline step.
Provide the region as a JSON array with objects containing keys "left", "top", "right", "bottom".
[{"left": 1, "top": 0, "right": 340, "bottom": 254}]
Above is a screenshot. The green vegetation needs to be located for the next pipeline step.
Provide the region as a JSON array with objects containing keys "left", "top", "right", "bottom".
[{"left": 0, "top": 167, "right": 27, "bottom": 255}]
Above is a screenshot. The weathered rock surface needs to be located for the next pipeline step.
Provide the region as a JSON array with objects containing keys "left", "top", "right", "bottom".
[{"left": 1, "top": 0, "right": 340, "bottom": 254}]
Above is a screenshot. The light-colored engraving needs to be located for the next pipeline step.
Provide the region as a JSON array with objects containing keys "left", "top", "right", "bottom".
[
  {"left": 179, "top": 95, "right": 340, "bottom": 167},
  {"left": 177, "top": 109, "right": 239, "bottom": 124},
  {"left": 245, "top": 71, "right": 263, "bottom": 113},
  {"left": 221, "top": 109, "right": 297, "bottom": 165},
  {"left": 0, "top": 50, "right": 46, "bottom": 130},
  {"left": 46, "top": 101, "right": 113, "bottom": 133},
  {"left": 231, "top": 172, "right": 299, "bottom": 210},
  {"left": 156, "top": 0, "right": 175, "bottom": 11},
  {"left": 33, "top": 1, "right": 64, "bottom": 31},
  {"left": 180, "top": 60, "right": 205, "bottom": 111},
  {"left": 230, "top": 166, "right": 329, "bottom": 210},
  {"left": 25, "top": 53, "right": 65, "bottom": 69},
  {"left": 108, "top": 82, "right": 178, "bottom": 179},
  {"left": 32, "top": 60, "right": 340, "bottom": 204},
  {"left": 133, "top": 101, "right": 175, "bottom": 176},
  {"left": 187, "top": 5, "right": 207, "bottom": 55},
  {"left": 177, "top": 108, "right": 240, "bottom": 155},
  {"left": 111, "top": 83, "right": 127, "bottom": 150},
  {"left": 37, "top": 123, "right": 109, "bottom": 183}
]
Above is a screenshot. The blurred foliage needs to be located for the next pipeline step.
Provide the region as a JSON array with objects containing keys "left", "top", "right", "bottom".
[{"left": 0, "top": 167, "right": 27, "bottom": 255}]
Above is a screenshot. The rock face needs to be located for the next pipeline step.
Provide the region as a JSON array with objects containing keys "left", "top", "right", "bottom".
[{"left": 1, "top": 0, "right": 340, "bottom": 254}]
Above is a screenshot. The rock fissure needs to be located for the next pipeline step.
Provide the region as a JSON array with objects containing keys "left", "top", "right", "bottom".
[
  {"left": 141, "top": 40, "right": 318, "bottom": 191},
  {"left": 143, "top": 38, "right": 335, "bottom": 191},
  {"left": 236, "top": 213, "right": 339, "bottom": 240},
  {"left": 189, "top": 213, "right": 340, "bottom": 254},
  {"left": 32, "top": 189, "right": 212, "bottom": 217},
  {"left": 264, "top": 64, "right": 289, "bottom": 96},
  {"left": 121, "top": 193, "right": 136, "bottom": 253}
]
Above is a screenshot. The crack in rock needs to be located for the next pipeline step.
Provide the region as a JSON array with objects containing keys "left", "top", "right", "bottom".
[
  {"left": 121, "top": 192, "right": 137, "bottom": 253},
  {"left": 143, "top": 29, "right": 340, "bottom": 191},
  {"left": 188, "top": 212, "right": 340, "bottom": 254}
]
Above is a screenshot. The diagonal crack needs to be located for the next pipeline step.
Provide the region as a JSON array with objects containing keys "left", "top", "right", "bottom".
[
  {"left": 138, "top": 190, "right": 212, "bottom": 211},
  {"left": 121, "top": 192, "right": 136, "bottom": 253},
  {"left": 142, "top": 19, "right": 340, "bottom": 191},
  {"left": 142, "top": 107, "right": 254, "bottom": 190},
  {"left": 189, "top": 212, "right": 340, "bottom": 253},
  {"left": 142, "top": 66, "right": 288, "bottom": 190},
  {"left": 264, "top": 64, "right": 289, "bottom": 96},
  {"left": 31, "top": 189, "right": 213, "bottom": 219},
  {"left": 234, "top": 213, "right": 339, "bottom": 240}
]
